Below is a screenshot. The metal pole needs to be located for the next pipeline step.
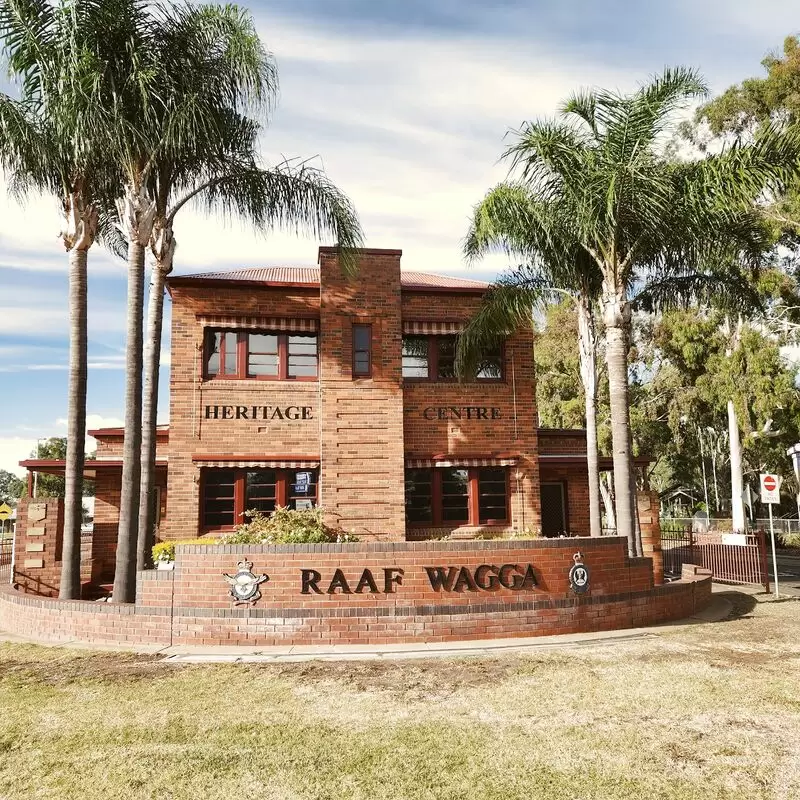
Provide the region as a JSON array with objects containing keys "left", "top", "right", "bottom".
[
  {"left": 9, "top": 514, "right": 16, "bottom": 585},
  {"left": 768, "top": 503, "right": 779, "bottom": 599}
]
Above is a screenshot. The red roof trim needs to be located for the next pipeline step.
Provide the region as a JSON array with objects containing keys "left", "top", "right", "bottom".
[
  {"left": 19, "top": 459, "right": 168, "bottom": 470},
  {"left": 166, "top": 265, "right": 489, "bottom": 293},
  {"left": 88, "top": 427, "right": 169, "bottom": 439}
]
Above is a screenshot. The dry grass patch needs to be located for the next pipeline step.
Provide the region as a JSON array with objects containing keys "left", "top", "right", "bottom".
[{"left": 0, "top": 593, "right": 799, "bottom": 799}]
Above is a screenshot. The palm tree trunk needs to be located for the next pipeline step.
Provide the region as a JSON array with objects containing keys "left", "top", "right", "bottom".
[
  {"left": 59, "top": 191, "right": 96, "bottom": 600},
  {"left": 113, "top": 186, "right": 155, "bottom": 602},
  {"left": 576, "top": 294, "right": 601, "bottom": 537},
  {"left": 136, "top": 223, "right": 175, "bottom": 570},
  {"left": 601, "top": 282, "right": 636, "bottom": 556},
  {"left": 60, "top": 247, "right": 88, "bottom": 599}
]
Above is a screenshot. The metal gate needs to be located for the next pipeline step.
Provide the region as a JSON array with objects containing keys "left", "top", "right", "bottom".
[{"left": 661, "top": 523, "right": 770, "bottom": 591}]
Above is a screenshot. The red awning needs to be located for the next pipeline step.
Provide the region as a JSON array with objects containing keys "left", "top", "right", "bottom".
[{"left": 192, "top": 456, "right": 319, "bottom": 469}]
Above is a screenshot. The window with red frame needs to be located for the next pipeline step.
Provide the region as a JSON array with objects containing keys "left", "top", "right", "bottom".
[
  {"left": 401, "top": 334, "right": 502, "bottom": 381},
  {"left": 352, "top": 323, "right": 372, "bottom": 377},
  {"left": 201, "top": 468, "right": 319, "bottom": 529},
  {"left": 204, "top": 329, "right": 318, "bottom": 380},
  {"left": 404, "top": 467, "right": 509, "bottom": 526}
]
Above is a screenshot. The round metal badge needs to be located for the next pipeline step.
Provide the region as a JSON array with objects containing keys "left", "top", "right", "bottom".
[{"left": 569, "top": 552, "right": 590, "bottom": 594}]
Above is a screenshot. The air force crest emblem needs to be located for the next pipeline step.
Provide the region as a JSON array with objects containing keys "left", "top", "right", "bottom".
[
  {"left": 223, "top": 559, "right": 269, "bottom": 606},
  {"left": 568, "top": 551, "right": 590, "bottom": 594}
]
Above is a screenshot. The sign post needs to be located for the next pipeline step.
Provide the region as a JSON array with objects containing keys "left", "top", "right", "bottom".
[{"left": 759, "top": 473, "right": 782, "bottom": 598}]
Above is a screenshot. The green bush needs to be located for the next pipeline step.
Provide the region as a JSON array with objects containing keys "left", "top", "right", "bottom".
[
  {"left": 219, "top": 507, "right": 358, "bottom": 545},
  {"left": 779, "top": 531, "right": 800, "bottom": 549}
]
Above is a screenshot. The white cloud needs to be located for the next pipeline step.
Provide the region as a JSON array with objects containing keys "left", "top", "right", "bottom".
[
  {"left": 0, "top": 298, "right": 127, "bottom": 339},
  {"left": 0, "top": 413, "right": 126, "bottom": 477},
  {"left": 125, "top": 17, "right": 633, "bottom": 276},
  {"left": 56, "top": 413, "right": 125, "bottom": 455},
  {"left": 0, "top": 436, "right": 37, "bottom": 477}
]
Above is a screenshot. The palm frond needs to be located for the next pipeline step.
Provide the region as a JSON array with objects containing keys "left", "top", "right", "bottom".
[
  {"left": 561, "top": 89, "right": 598, "bottom": 138},
  {"left": 169, "top": 156, "right": 363, "bottom": 273},
  {"left": 502, "top": 119, "right": 591, "bottom": 202},
  {"left": 456, "top": 275, "right": 561, "bottom": 379}
]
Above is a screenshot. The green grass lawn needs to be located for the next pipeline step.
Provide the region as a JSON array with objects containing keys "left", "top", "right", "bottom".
[{"left": 1, "top": 594, "right": 799, "bottom": 799}]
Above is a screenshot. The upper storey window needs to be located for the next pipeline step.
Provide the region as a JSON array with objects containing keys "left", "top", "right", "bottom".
[
  {"left": 204, "top": 329, "right": 318, "bottom": 380},
  {"left": 401, "top": 335, "right": 503, "bottom": 381}
]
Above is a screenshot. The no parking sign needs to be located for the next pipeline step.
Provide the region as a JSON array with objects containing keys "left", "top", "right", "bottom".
[{"left": 759, "top": 473, "right": 782, "bottom": 599}]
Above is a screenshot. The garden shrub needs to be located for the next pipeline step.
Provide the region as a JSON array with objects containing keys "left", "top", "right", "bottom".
[
  {"left": 219, "top": 507, "right": 358, "bottom": 545},
  {"left": 151, "top": 537, "right": 218, "bottom": 563},
  {"left": 779, "top": 531, "right": 800, "bottom": 549}
]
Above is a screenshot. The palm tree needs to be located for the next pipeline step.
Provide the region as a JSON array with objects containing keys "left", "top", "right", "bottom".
[
  {"left": 124, "top": 6, "right": 363, "bottom": 573},
  {"left": 459, "top": 184, "right": 605, "bottom": 538},
  {"left": 500, "top": 67, "right": 800, "bottom": 551},
  {"left": 0, "top": 0, "right": 124, "bottom": 599}
]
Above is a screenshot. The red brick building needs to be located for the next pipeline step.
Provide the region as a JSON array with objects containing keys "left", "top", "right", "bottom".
[{"left": 21, "top": 246, "right": 603, "bottom": 582}]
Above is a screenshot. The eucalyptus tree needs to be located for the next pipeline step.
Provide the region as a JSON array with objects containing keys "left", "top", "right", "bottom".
[
  {"left": 458, "top": 184, "right": 605, "bottom": 539},
  {"left": 499, "top": 67, "right": 799, "bottom": 550},
  {"left": 0, "top": 0, "right": 125, "bottom": 599},
  {"left": 129, "top": 6, "right": 363, "bottom": 573}
]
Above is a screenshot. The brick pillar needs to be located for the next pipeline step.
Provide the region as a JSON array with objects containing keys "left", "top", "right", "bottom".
[
  {"left": 638, "top": 490, "right": 664, "bottom": 585},
  {"left": 318, "top": 247, "right": 407, "bottom": 540},
  {"left": 12, "top": 497, "right": 64, "bottom": 597}
]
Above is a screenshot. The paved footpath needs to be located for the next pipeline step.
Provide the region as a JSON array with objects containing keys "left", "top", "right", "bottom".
[{"left": 2, "top": 586, "right": 795, "bottom": 663}]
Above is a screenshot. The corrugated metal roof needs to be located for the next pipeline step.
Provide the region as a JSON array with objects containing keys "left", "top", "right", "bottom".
[
  {"left": 178, "top": 267, "right": 320, "bottom": 284},
  {"left": 173, "top": 266, "right": 488, "bottom": 290}
]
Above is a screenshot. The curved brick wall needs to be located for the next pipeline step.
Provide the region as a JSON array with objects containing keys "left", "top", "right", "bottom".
[{"left": 0, "top": 537, "right": 712, "bottom": 648}]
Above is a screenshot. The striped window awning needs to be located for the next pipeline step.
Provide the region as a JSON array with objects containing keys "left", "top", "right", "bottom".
[
  {"left": 406, "top": 456, "right": 519, "bottom": 468},
  {"left": 193, "top": 456, "right": 320, "bottom": 469},
  {"left": 198, "top": 315, "right": 319, "bottom": 333},
  {"left": 402, "top": 320, "right": 465, "bottom": 335}
]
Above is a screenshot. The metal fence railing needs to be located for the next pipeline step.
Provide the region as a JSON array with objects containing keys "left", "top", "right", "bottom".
[
  {"left": 662, "top": 517, "right": 800, "bottom": 538},
  {"left": 0, "top": 536, "right": 12, "bottom": 582},
  {"left": 660, "top": 523, "right": 770, "bottom": 591}
]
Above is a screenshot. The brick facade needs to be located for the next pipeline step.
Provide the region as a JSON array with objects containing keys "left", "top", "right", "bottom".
[
  {"left": 154, "top": 246, "right": 561, "bottom": 542},
  {"left": 0, "top": 537, "right": 712, "bottom": 648},
  {"left": 318, "top": 248, "right": 407, "bottom": 538},
  {"left": 18, "top": 246, "right": 605, "bottom": 598}
]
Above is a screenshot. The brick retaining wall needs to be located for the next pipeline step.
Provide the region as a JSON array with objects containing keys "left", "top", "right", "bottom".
[{"left": 0, "top": 537, "right": 712, "bottom": 648}]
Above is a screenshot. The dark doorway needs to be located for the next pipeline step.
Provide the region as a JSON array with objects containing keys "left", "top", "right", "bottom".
[{"left": 540, "top": 482, "right": 567, "bottom": 537}]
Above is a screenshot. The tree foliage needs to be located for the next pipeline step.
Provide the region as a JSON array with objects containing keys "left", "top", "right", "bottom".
[
  {"left": 0, "top": 470, "right": 24, "bottom": 504},
  {"left": 537, "top": 302, "right": 800, "bottom": 515},
  {"left": 695, "top": 35, "right": 800, "bottom": 247},
  {"left": 533, "top": 302, "right": 587, "bottom": 429}
]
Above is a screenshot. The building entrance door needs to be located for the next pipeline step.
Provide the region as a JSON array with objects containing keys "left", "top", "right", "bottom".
[{"left": 540, "top": 482, "right": 567, "bottom": 537}]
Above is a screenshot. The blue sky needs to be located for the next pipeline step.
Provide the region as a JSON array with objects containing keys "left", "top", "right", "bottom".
[{"left": 0, "top": 0, "right": 796, "bottom": 473}]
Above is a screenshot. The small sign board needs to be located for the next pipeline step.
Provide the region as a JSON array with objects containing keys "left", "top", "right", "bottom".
[
  {"left": 293, "top": 472, "right": 311, "bottom": 495},
  {"left": 0, "top": 502, "right": 12, "bottom": 521},
  {"left": 760, "top": 473, "right": 782, "bottom": 505},
  {"left": 721, "top": 533, "right": 748, "bottom": 547}
]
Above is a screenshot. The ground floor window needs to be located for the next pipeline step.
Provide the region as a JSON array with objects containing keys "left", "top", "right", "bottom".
[
  {"left": 404, "top": 467, "right": 509, "bottom": 526},
  {"left": 201, "top": 468, "right": 319, "bottom": 529}
]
